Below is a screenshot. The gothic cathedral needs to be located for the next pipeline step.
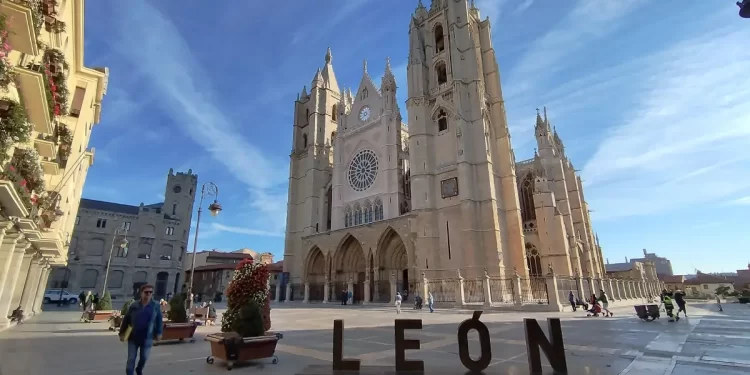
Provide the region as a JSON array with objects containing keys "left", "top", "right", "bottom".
[{"left": 282, "top": 0, "right": 605, "bottom": 303}]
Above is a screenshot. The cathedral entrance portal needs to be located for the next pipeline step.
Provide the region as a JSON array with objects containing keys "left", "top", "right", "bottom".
[
  {"left": 333, "top": 235, "right": 366, "bottom": 304},
  {"left": 376, "top": 228, "right": 409, "bottom": 303},
  {"left": 305, "top": 247, "right": 327, "bottom": 302}
]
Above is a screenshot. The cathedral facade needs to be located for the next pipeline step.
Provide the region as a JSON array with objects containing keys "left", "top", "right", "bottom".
[{"left": 282, "top": 0, "right": 605, "bottom": 303}]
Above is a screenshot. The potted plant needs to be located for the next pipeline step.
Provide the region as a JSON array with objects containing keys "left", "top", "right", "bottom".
[
  {"left": 109, "top": 299, "right": 133, "bottom": 331},
  {"left": 205, "top": 258, "right": 281, "bottom": 370},
  {"left": 89, "top": 291, "right": 113, "bottom": 321},
  {"left": 157, "top": 293, "right": 197, "bottom": 345}
]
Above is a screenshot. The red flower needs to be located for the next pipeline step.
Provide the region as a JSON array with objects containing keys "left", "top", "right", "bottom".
[
  {"left": 8, "top": 166, "right": 15, "bottom": 172},
  {"left": 19, "top": 179, "right": 26, "bottom": 187}
]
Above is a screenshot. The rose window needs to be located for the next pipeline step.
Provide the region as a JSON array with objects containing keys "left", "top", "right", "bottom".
[{"left": 348, "top": 150, "right": 379, "bottom": 192}]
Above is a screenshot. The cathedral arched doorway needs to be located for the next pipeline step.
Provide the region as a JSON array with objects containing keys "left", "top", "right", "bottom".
[
  {"left": 305, "top": 246, "right": 327, "bottom": 302},
  {"left": 376, "top": 228, "right": 408, "bottom": 303},
  {"left": 333, "top": 235, "right": 366, "bottom": 303}
]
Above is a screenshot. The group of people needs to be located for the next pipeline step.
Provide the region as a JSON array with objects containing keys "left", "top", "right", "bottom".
[
  {"left": 394, "top": 291, "right": 434, "bottom": 314},
  {"left": 78, "top": 291, "right": 97, "bottom": 322},
  {"left": 568, "top": 290, "right": 614, "bottom": 317},
  {"left": 660, "top": 289, "right": 688, "bottom": 322}
]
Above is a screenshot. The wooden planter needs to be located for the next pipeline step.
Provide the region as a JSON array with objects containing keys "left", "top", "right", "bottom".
[
  {"left": 205, "top": 332, "right": 280, "bottom": 370},
  {"left": 88, "top": 311, "right": 113, "bottom": 321},
  {"left": 155, "top": 322, "right": 198, "bottom": 345}
]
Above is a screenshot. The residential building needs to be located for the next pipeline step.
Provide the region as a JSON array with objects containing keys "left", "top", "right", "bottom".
[
  {"left": 184, "top": 248, "right": 272, "bottom": 272},
  {"left": 47, "top": 169, "right": 197, "bottom": 301},
  {"left": 0, "top": 0, "right": 108, "bottom": 327},
  {"left": 283, "top": 0, "right": 607, "bottom": 305},
  {"left": 683, "top": 272, "right": 735, "bottom": 298},
  {"left": 605, "top": 260, "right": 660, "bottom": 295},
  {"left": 660, "top": 275, "right": 686, "bottom": 292},
  {"left": 629, "top": 249, "right": 674, "bottom": 277},
  {"left": 183, "top": 249, "right": 274, "bottom": 300}
]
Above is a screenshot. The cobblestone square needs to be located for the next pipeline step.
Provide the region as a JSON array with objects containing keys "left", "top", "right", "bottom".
[{"left": 0, "top": 302, "right": 748, "bottom": 374}]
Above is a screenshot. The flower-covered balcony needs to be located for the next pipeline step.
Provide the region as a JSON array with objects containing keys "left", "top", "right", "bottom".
[{"left": 0, "top": 0, "right": 43, "bottom": 56}]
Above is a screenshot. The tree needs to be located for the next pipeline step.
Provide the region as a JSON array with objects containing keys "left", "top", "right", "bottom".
[
  {"left": 96, "top": 292, "right": 112, "bottom": 311},
  {"left": 715, "top": 286, "right": 732, "bottom": 297},
  {"left": 221, "top": 258, "right": 271, "bottom": 337},
  {"left": 168, "top": 293, "right": 188, "bottom": 323}
]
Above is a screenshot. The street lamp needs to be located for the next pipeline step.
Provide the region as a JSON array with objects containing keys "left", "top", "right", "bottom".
[
  {"left": 739, "top": 1, "right": 750, "bottom": 18},
  {"left": 187, "top": 182, "right": 221, "bottom": 316},
  {"left": 102, "top": 226, "right": 129, "bottom": 296}
]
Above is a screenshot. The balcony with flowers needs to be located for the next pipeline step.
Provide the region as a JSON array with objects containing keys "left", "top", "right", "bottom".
[
  {"left": 43, "top": 48, "right": 68, "bottom": 118},
  {"left": 0, "top": 0, "right": 43, "bottom": 56}
]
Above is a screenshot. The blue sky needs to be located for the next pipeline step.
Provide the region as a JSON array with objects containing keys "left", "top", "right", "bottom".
[{"left": 80, "top": 0, "right": 749, "bottom": 275}]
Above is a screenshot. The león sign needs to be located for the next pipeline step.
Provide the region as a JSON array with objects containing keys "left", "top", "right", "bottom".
[{"left": 323, "top": 311, "right": 568, "bottom": 374}]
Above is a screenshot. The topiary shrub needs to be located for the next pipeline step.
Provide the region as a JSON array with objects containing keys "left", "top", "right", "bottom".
[
  {"left": 96, "top": 292, "right": 112, "bottom": 311},
  {"left": 168, "top": 293, "right": 188, "bottom": 323},
  {"left": 221, "top": 258, "right": 271, "bottom": 337}
]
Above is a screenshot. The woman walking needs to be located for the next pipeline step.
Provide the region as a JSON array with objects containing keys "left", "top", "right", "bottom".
[{"left": 395, "top": 292, "right": 402, "bottom": 314}]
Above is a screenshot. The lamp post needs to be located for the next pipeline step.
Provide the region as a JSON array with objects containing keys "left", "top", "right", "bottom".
[
  {"left": 102, "top": 226, "right": 130, "bottom": 296},
  {"left": 187, "top": 182, "right": 222, "bottom": 316}
]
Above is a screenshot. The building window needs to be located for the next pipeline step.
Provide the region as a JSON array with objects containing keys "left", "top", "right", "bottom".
[
  {"left": 436, "top": 61, "right": 447, "bottom": 85},
  {"left": 332, "top": 104, "right": 338, "bottom": 122},
  {"left": 703, "top": 285, "right": 708, "bottom": 289},
  {"left": 166, "top": 227, "right": 175, "bottom": 235},
  {"left": 172, "top": 203, "right": 177, "bottom": 215},
  {"left": 437, "top": 109, "right": 448, "bottom": 132},
  {"left": 303, "top": 133, "right": 308, "bottom": 148},
  {"left": 96, "top": 218, "right": 107, "bottom": 228},
  {"left": 122, "top": 222, "right": 131, "bottom": 231},
  {"left": 435, "top": 24, "right": 445, "bottom": 53},
  {"left": 75, "top": 216, "right": 80, "bottom": 225},
  {"left": 374, "top": 199, "right": 383, "bottom": 221}
]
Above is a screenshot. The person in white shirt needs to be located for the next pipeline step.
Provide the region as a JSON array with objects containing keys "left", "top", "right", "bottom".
[{"left": 395, "top": 292, "right": 402, "bottom": 314}]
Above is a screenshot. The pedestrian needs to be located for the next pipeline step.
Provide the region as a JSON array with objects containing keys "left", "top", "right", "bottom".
[
  {"left": 598, "top": 289, "right": 613, "bottom": 317},
  {"left": 341, "top": 289, "right": 347, "bottom": 305},
  {"left": 427, "top": 292, "right": 434, "bottom": 313},
  {"left": 347, "top": 290, "right": 353, "bottom": 304},
  {"left": 673, "top": 289, "right": 687, "bottom": 319},
  {"left": 80, "top": 291, "right": 93, "bottom": 322},
  {"left": 120, "top": 284, "right": 163, "bottom": 375},
  {"left": 395, "top": 292, "right": 402, "bottom": 314},
  {"left": 716, "top": 294, "right": 723, "bottom": 312},
  {"left": 568, "top": 291, "right": 576, "bottom": 312},
  {"left": 662, "top": 291, "right": 676, "bottom": 322}
]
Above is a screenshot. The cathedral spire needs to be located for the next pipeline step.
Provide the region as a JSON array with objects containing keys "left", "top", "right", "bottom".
[
  {"left": 311, "top": 68, "right": 323, "bottom": 88},
  {"left": 321, "top": 47, "right": 340, "bottom": 92}
]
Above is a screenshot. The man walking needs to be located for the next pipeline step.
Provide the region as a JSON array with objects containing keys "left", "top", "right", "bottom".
[
  {"left": 427, "top": 292, "right": 434, "bottom": 313},
  {"left": 79, "top": 291, "right": 93, "bottom": 322},
  {"left": 673, "top": 289, "right": 687, "bottom": 320},
  {"left": 599, "top": 289, "right": 613, "bottom": 317},
  {"left": 716, "top": 294, "right": 723, "bottom": 312},
  {"left": 120, "top": 284, "right": 163, "bottom": 375},
  {"left": 568, "top": 291, "right": 577, "bottom": 312}
]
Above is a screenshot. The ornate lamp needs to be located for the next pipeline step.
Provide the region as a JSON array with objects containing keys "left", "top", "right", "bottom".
[{"left": 208, "top": 200, "right": 222, "bottom": 217}]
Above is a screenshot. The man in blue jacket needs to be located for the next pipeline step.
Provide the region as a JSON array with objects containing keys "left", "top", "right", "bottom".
[{"left": 120, "top": 284, "right": 163, "bottom": 375}]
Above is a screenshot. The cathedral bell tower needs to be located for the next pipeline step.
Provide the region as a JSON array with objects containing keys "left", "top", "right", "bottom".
[
  {"left": 284, "top": 49, "right": 340, "bottom": 280},
  {"left": 405, "top": 0, "right": 526, "bottom": 278}
]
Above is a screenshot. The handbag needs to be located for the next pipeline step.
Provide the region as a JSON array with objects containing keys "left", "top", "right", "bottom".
[{"left": 120, "top": 325, "right": 132, "bottom": 342}]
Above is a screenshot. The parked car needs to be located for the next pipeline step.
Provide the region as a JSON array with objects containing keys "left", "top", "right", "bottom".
[{"left": 43, "top": 290, "right": 78, "bottom": 305}]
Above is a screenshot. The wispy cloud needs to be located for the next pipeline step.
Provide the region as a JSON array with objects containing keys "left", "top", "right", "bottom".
[
  {"left": 729, "top": 196, "right": 750, "bottom": 206},
  {"left": 110, "top": 0, "right": 289, "bottom": 233},
  {"left": 212, "top": 223, "right": 284, "bottom": 238},
  {"left": 506, "top": 0, "right": 647, "bottom": 96},
  {"left": 514, "top": 0, "right": 534, "bottom": 14},
  {"left": 291, "top": 1, "right": 372, "bottom": 45},
  {"left": 581, "top": 27, "right": 750, "bottom": 220}
]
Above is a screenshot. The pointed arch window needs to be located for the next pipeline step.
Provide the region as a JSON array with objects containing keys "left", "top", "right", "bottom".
[
  {"left": 435, "top": 24, "right": 445, "bottom": 53},
  {"left": 354, "top": 204, "right": 362, "bottom": 225},
  {"left": 435, "top": 61, "right": 447, "bottom": 85},
  {"left": 437, "top": 109, "right": 448, "bottom": 132},
  {"left": 332, "top": 104, "right": 338, "bottom": 122},
  {"left": 361, "top": 88, "right": 368, "bottom": 100},
  {"left": 374, "top": 199, "right": 384, "bottom": 221},
  {"left": 172, "top": 203, "right": 177, "bottom": 216},
  {"left": 526, "top": 243, "right": 543, "bottom": 277},
  {"left": 303, "top": 133, "right": 308, "bottom": 148},
  {"left": 364, "top": 201, "right": 373, "bottom": 224},
  {"left": 305, "top": 109, "right": 310, "bottom": 125},
  {"left": 345, "top": 206, "right": 352, "bottom": 228},
  {"left": 519, "top": 172, "right": 536, "bottom": 221}
]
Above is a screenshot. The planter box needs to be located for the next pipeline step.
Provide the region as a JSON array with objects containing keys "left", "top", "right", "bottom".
[
  {"left": 108, "top": 315, "right": 124, "bottom": 331},
  {"left": 205, "top": 332, "right": 280, "bottom": 370},
  {"left": 88, "top": 311, "right": 113, "bottom": 321},
  {"left": 155, "top": 322, "right": 198, "bottom": 345},
  {"left": 739, "top": 297, "right": 749, "bottom": 304}
]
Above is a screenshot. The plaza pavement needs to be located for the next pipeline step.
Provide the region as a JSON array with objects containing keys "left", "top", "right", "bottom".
[{"left": 0, "top": 301, "right": 749, "bottom": 374}]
